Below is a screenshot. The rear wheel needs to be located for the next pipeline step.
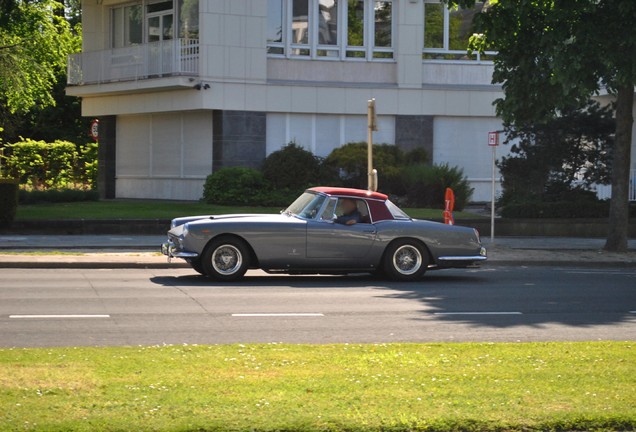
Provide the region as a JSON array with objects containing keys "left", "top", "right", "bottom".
[
  {"left": 383, "top": 240, "right": 428, "bottom": 281},
  {"left": 201, "top": 237, "right": 250, "bottom": 281}
]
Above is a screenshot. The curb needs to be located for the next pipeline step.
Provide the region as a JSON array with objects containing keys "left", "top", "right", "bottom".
[
  {"left": 483, "top": 260, "right": 636, "bottom": 268},
  {"left": 0, "top": 261, "right": 190, "bottom": 269}
]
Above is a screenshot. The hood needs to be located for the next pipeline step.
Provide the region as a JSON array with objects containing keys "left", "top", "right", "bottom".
[{"left": 170, "top": 213, "right": 278, "bottom": 228}]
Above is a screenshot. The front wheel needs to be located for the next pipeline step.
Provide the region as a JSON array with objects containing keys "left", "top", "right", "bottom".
[
  {"left": 383, "top": 240, "right": 428, "bottom": 281},
  {"left": 201, "top": 237, "right": 250, "bottom": 281},
  {"left": 187, "top": 258, "right": 205, "bottom": 275}
]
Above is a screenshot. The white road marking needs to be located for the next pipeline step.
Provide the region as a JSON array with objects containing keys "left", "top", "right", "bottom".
[
  {"left": 231, "top": 313, "right": 324, "bottom": 317},
  {"left": 433, "top": 312, "right": 522, "bottom": 316},
  {"left": 9, "top": 315, "right": 111, "bottom": 319}
]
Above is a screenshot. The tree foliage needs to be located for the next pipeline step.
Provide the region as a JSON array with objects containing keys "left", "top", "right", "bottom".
[
  {"left": 447, "top": 0, "right": 636, "bottom": 251},
  {"left": 498, "top": 101, "right": 615, "bottom": 206},
  {"left": 0, "top": 0, "right": 80, "bottom": 114}
]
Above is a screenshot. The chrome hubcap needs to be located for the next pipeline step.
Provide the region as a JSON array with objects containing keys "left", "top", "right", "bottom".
[
  {"left": 393, "top": 245, "right": 422, "bottom": 275},
  {"left": 212, "top": 244, "right": 242, "bottom": 275}
]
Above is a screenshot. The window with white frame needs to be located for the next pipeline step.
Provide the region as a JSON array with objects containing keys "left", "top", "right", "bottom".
[
  {"left": 110, "top": 0, "right": 198, "bottom": 48},
  {"left": 423, "top": 0, "right": 494, "bottom": 62},
  {"left": 267, "top": 0, "right": 394, "bottom": 61},
  {"left": 111, "top": 4, "right": 143, "bottom": 48}
]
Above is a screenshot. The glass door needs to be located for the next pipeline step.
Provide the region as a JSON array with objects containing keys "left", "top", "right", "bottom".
[{"left": 146, "top": 1, "right": 174, "bottom": 76}]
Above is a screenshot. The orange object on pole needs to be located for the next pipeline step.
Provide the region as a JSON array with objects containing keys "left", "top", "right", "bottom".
[{"left": 443, "top": 187, "right": 455, "bottom": 225}]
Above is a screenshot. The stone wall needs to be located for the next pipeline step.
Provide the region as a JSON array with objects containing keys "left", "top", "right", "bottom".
[{"left": 213, "top": 110, "right": 266, "bottom": 171}]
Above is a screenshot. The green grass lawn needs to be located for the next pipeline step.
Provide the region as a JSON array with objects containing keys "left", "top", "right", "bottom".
[
  {"left": 15, "top": 200, "right": 485, "bottom": 221},
  {"left": 0, "top": 342, "right": 634, "bottom": 431}
]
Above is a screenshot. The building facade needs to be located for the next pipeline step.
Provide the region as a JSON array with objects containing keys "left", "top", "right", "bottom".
[{"left": 67, "top": 0, "right": 635, "bottom": 202}]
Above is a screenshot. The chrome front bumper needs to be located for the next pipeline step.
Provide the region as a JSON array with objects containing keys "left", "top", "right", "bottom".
[{"left": 161, "top": 240, "right": 199, "bottom": 263}]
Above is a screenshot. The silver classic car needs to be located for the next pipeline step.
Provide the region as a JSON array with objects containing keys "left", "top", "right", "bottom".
[{"left": 161, "top": 187, "right": 487, "bottom": 281}]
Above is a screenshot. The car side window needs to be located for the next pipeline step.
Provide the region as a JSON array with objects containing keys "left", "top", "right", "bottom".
[
  {"left": 319, "top": 198, "right": 338, "bottom": 221},
  {"left": 356, "top": 200, "right": 371, "bottom": 224},
  {"left": 334, "top": 198, "right": 371, "bottom": 225}
]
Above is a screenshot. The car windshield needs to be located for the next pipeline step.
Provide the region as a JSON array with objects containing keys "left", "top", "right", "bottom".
[
  {"left": 386, "top": 200, "right": 411, "bottom": 220},
  {"left": 284, "top": 192, "right": 327, "bottom": 220}
]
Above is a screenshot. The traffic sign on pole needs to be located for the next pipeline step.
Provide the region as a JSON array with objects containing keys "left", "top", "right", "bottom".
[
  {"left": 90, "top": 119, "right": 99, "bottom": 142},
  {"left": 488, "top": 131, "right": 499, "bottom": 146},
  {"left": 488, "top": 131, "right": 500, "bottom": 243}
]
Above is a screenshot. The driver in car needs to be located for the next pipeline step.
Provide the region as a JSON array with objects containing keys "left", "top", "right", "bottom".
[{"left": 335, "top": 198, "right": 362, "bottom": 225}]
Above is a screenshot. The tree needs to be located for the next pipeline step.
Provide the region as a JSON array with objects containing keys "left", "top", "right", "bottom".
[
  {"left": 447, "top": 0, "right": 635, "bottom": 252},
  {"left": 0, "top": 0, "right": 79, "bottom": 114},
  {"left": 498, "top": 100, "right": 615, "bottom": 206}
]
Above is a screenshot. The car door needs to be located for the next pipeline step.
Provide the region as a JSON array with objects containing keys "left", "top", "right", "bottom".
[{"left": 306, "top": 197, "right": 377, "bottom": 262}]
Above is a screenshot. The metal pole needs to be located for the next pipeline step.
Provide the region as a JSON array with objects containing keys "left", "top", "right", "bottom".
[
  {"left": 367, "top": 99, "right": 374, "bottom": 191},
  {"left": 490, "top": 144, "right": 496, "bottom": 243}
]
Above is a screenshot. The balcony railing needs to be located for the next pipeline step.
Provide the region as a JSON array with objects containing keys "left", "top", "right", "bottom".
[{"left": 68, "top": 39, "right": 199, "bottom": 85}]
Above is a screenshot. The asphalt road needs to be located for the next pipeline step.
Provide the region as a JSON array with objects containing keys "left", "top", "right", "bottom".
[{"left": 1, "top": 266, "right": 635, "bottom": 348}]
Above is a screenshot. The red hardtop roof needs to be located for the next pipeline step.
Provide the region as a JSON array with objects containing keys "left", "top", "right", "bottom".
[{"left": 308, "top": 187, "right": 388, "bottom": 201}]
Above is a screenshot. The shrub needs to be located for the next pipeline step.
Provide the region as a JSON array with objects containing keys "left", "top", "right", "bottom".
[
  {"left": 322, "top": 142, "right": 406, "bottom": 190},
  {"left": 0, "top": 178, "right": 19, "bottom": 225},
  {"left": 262, "top": 142, "right": 322, "bottom": 191},
  {"left": 80, "top": 142, "right": 99, "bottom": 188},
  {"left": 398, "top": 163, "right": 473, "bottom": 211},
  {"left": 203, "top": 167, "right": 269, "bottom": 206}
]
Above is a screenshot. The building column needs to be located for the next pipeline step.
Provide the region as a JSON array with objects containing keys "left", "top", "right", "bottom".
[
  {"left": 97, "top": 115, "right": 116, "bottom": 199},
  {"left": 212, "top": 110, "right": 266, "bottom": 171}
]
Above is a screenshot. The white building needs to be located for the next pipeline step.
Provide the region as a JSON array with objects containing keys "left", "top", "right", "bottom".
[{"left": 66, "top": 0, "right": 635, "bottom": 202}]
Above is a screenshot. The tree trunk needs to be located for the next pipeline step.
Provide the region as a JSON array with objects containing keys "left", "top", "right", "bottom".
[{"left": 604, "top": 85, "right": 633, "bottom": 252}]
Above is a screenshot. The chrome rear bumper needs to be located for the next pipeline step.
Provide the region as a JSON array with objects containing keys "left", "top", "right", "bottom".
[
  {"left": 161, "top": 241, "right": 199, "bottom": 262},
  {"left": 438, "top": 247, "right": 487, "bottom": 262}
]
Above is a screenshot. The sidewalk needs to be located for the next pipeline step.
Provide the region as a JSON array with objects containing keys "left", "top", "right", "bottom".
[{"left": 0, "top": 235, "right": 634, "bottom": 269}]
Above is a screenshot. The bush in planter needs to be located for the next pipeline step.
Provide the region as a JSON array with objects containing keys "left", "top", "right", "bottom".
[
  {"left": 202, "top": 167, "right": 269, "bottom": 206},
  {"left": 0, "top": 178, "right": 19, "bottom": 225}
]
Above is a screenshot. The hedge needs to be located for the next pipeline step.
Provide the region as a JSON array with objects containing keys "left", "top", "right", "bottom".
[
  {"left": 18, "top": 189, "right": 100, "bottom": 204},
  {"left": 501, "top": 201, "right": 636, "bottom": 219},
  {"left": 3, "top": 139, "right": 98, "bottom": 190}
]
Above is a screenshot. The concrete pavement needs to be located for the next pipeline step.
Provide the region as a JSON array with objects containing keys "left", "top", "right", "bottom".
[{"left": 0, "top": 235, "right": 634, "bottom": 269}]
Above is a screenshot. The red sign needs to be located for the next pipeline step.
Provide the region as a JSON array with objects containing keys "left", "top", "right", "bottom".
[
  {"left": 90, "top": 119, "right": 99, "bottom": 141},
  {"left": 488, "top": 131, "right": 499, "bottom": 146}
]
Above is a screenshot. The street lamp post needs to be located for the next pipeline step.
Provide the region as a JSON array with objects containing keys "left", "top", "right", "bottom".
[{"left": 367, "top": 98, "right": 378, "bottom": 192}]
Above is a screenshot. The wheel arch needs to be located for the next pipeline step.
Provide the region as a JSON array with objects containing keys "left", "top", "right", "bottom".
[
  {"left": 204, "top": 233, "right": 260, "bottom": 269},
  {"left": 381, "top": 237, "right": 435, "bottom": 267}
]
